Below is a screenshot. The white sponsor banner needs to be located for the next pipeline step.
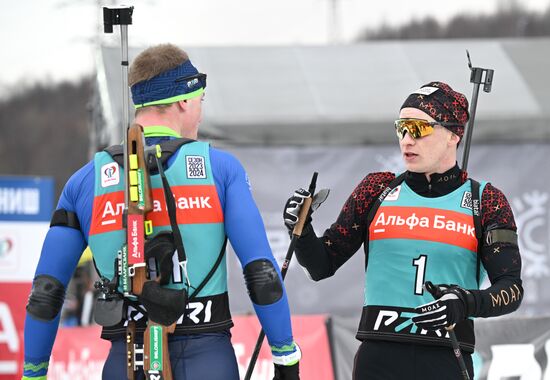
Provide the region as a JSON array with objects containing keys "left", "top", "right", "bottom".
[{"left": 0, "top": 221, "right": 48, "bottom": 282}]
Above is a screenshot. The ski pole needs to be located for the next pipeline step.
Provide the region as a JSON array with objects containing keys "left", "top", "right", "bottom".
[
  {"left": 461, "top": 50, "right": 494, "bottom": 173},
  {"left": 244, "top": 172, "right": 318, "bottom": 380},
  {"left": 425, "top": 282, "right": 471, "bottom": 380}
]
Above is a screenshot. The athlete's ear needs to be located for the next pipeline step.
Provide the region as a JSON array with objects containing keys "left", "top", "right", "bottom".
[
  {"left": 176, "top": 99, "right": 189, "bottom": 112},
  {"left": 449, "top": 131, "right": 460, "bottom": 147}
]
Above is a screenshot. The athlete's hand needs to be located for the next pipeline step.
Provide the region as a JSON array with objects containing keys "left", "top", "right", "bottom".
[
  {"left": 283, "top": 188, "right": 311, "bottom": 230},
  {"left": 272, "top": 342, "right": 301, "bottom": 380},
  {"left": 283, "top": 188, "right": 330, "bottom": 232},
  {"left": 273, "top": 362, "right": 299, "bottom": 380},
  {"left": 412, "top": 283, "right": 472, "bottom": 330}
]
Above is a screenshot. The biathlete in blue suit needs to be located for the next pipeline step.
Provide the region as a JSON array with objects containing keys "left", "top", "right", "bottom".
[{"left": 22, "top": 43, "right": 300, "bottom": 380}]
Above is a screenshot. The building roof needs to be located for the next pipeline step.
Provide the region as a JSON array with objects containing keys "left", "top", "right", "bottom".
[{"left": 96, "top": 38, "right": 550, "bottom": 146}]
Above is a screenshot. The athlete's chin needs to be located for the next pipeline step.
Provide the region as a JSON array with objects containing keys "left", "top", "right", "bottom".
[{"left": 404, "top": 162, "right": 425, "bottom": 173}]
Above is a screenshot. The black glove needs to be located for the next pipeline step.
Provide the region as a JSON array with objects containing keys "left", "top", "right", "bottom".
[
  {"left": 283, "top": 188, "right": 312, "bottom": 231},
  {"left": 283, "top": 188, "right": 330, "bottom": 232},
  {"left": 412, "top": 283, "right": 472, "bottom": 331},
  {"left": 273, "top": 362, "right": 300, "bottom": 380}
]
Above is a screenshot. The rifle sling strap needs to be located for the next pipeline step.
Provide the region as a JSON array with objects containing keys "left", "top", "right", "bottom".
[
  {"left": 105, "top": 138, "right": 194, "bottom": 169},
  {"left": 105, "top": 138, "right": 227, "bottom": 309},
  {"left": 364, "top": 173, "right": 407, "bottom": 243},
  {"left": 189, "top": 238, "right": 227, "bottom": 302},
  {"left": 155, "top": 152, "right": 187, "bottom": 263},
  {"left": 104, "top": 137, "right": 194, "bottom": 263},
  {"left": 154, "top": 153, "right": 228, "bottom": 298},
  {"left": 470, "top": 179, "right": 483, "bottom": 286},
  {"left": 148, "top": 141, "right": 227, "bottom": 300}
]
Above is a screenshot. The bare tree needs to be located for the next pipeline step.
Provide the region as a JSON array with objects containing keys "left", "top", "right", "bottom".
[
  {"left": 0, "top": 78, "right": 92, "bottom": 197},
  {"left": 359, "top": 2, "right": 550, "bottom": 40}
]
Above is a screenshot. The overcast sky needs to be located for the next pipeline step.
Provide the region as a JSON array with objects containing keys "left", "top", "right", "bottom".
[{"left": 1, "top": 0, "right": 549, "bottom": 92}]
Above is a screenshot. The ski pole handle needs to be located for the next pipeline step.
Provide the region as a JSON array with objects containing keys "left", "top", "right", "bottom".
[{"left": 292, "top": 172, "right": 318, "bottom": 237}]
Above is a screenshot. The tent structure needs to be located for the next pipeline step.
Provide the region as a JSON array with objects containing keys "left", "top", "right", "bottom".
[
  {"left": 87, "top": 38, "right": 550, "bottom": 380},
  {"left": 93, "top": 38, "right": 550, "bottom": 149}
]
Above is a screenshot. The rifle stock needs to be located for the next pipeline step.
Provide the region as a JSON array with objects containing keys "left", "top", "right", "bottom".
[
  {"left": 144, "top": 322, "right": 176, "bottom": 379},
  {"left": 124, "top": 123, "right": 175, "bottom": 380},
  {"left": 125, "top": 123, "right": 152, "bottom": 297}
]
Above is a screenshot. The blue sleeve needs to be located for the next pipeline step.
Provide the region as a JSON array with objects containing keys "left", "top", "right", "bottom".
[
  {"left": 23, "top": 163, "right": 92, "bottom": 378},
  {"left": 56, "top": 161, "right": 95, "bottom": 238},
  {"left": 211, "top": 148, "right": 295, "bottom": 349}
]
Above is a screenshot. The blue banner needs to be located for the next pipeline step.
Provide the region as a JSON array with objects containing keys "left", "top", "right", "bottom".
[{"left": 0, "top": 176, "right": 54, "bottom": 221}]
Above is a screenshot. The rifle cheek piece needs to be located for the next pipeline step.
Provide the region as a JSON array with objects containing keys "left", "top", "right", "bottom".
[
  {"left": 145, "top": 231, "right": 177, "bottom": 286},
  {"left": 244, "top": 259, "right": 283, "bottom": 305},
  {"left": 138, "top": 281, "right": 187, "bottom": 326},
  {"left": 27, "top": 275, "right": 66, "bottom": 321}
]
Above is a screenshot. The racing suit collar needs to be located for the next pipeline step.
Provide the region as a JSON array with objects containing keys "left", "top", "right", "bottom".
[{"left": 405, "top": 163, "right": 462, "bottom": 197}]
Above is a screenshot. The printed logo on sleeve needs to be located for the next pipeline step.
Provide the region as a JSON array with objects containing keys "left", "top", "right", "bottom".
[
  {"left": 245, "top": 173, "right": 252, "bottom": 190},
  {"left": 186, "top": 156, "right": 207, "bottom": 179},
  {"left": 101, "top": 163, "right": 120, "bottom": 187},
  {"left": 461, "top": 191, "right": 473, "bottom": 210}
]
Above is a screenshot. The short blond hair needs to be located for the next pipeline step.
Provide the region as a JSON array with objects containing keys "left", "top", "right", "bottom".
[{"left": 129, "top": 43, "right": 189, "bottom": 87}]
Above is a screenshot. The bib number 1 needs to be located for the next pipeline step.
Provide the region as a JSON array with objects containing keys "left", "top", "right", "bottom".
[{"left": 412, "top": 255, "right": 427, "bottom": 295}]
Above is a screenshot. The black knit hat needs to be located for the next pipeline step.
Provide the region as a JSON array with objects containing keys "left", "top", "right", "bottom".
[{"left": 401, "top": 81, "right": 470, "bottom": 138}]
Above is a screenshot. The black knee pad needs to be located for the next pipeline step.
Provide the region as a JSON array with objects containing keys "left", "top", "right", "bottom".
[
  {"left": 243, "top": 259, "right": 283, "bottom": 305},
  {"left": 26, "top": 275, "right": 66, "bottom": 321}
]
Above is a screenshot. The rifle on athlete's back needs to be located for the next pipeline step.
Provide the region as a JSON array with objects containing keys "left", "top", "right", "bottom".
[
  {"left": 102, "top": 7, "right": 179, "bottom": 380},
  {"left": 123, "top": 123, "right": 176, "bottom": 380}
]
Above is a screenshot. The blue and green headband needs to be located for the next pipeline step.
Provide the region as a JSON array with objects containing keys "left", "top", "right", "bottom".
[{"left": 131, "top": 59, "right": 207, "bottom": 109}]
